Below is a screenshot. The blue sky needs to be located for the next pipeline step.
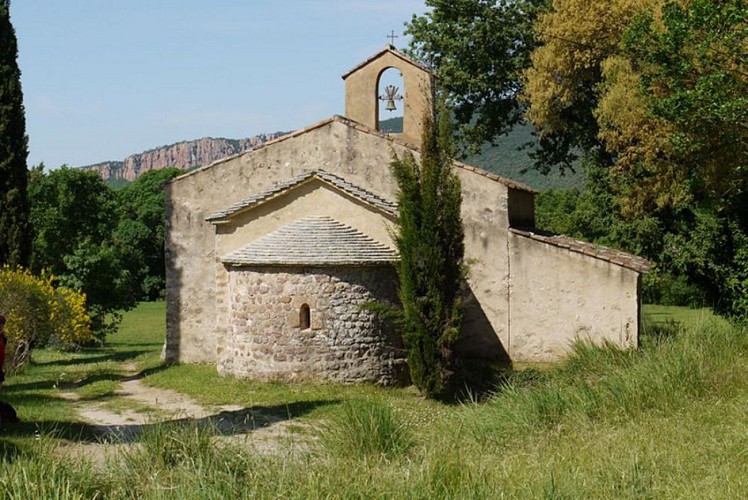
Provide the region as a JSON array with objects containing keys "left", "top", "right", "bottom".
[{"left": 12, "top": 1, "right": 426, "bottom": 169}]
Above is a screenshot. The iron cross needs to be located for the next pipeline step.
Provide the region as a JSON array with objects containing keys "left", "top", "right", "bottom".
[{"left": 387, "top": 30, "right": 399, "bottom": 45}]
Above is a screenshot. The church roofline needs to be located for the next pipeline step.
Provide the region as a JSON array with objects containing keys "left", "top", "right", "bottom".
[
  {"left": 341, "top": 44, "right": 431, "bottom": 80},
  {"left": 206, "top": 168, "right": 398, "bottom": 224},
  {"left": 170, "top": 114, "right": 538, "bottom": 194},
  {"left": 509, "top": 228, "right": 650, "bottom": 273}
]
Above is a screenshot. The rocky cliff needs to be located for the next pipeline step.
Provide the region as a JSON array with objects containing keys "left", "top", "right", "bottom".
[{"left": 81, "top": 133, "right": 287, "bottom": 182}]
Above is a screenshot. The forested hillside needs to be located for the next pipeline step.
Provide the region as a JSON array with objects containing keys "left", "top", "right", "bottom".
[{"left": 379, "top": 117, "right": 583, "bottom": 191}]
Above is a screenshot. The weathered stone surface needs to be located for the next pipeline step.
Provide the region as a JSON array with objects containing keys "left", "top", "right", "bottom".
[{"left": 220, "top": 266, "right": 407, "bottom": 386}]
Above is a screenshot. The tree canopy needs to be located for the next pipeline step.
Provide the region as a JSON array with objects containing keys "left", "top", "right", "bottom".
[
  {"left": 410, "top": 0, "right": 748, "bottom": 318},
  {"left": 406, "top": 0, "right": 547, "bottom": 155}
]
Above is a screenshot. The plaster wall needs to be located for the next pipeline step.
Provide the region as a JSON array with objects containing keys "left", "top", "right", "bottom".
[
  {"left": 165, "top": 118, "right": 513, "bottom": 364},
  {"left": 508, "top": 233, "right": 640, "bottom": 362},
  {"left": 344, "top": 51, "right": 432, "bottom": 146},
  {"left": 452, "top": 167, "right": 512, "bottom": 358},
  {"left": 222, "top": 266, "right": 406, "bottom": 385}
]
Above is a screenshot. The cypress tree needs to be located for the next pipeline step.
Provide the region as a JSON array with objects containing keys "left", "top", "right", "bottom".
[
  {"left": 0, "top": 0, "right": 30, "bottom": 267},
  {"left": 391, "top": 103, "right": 465, "bottom": 399}
]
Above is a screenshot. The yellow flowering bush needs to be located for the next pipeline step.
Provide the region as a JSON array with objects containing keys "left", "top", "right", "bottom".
[{"left": 0, "top": 266, "right": 92, "bottom": 371}]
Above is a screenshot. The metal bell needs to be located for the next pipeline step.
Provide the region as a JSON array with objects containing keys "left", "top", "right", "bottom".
[{"left": 379, "top": 84, "right": 403, "bottom": 112}]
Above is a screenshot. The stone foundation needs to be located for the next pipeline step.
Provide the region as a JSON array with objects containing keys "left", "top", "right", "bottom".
[{"left": 221, "top": 266, "right": 407, "bottom": 386}]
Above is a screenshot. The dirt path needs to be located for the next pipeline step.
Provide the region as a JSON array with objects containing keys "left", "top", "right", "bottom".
[{"left": 60, "top": 365, "right": 314, "bottom": 458}]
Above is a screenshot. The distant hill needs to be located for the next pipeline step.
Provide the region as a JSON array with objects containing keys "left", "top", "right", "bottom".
[
  {"left": 379, "top": 117, "right": 583, "bottom": 191},
  {"left": 80, "top": 133, "right": 287, "bottom": 185}
]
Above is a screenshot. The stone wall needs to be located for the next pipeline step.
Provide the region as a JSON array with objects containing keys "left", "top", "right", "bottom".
[{"left": 221, "top": 265, "right": 407, "bottom": 386}]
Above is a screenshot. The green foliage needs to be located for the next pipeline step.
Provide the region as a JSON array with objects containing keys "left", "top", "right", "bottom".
[
  {"left": 28, "top": 166, "right": 118, "bottom": 275},
  {"left": 621, "top": 0, "right": 748, "bottom": 210},
  {"left": 0, "top": 0, "right": 30, "bottom": 267},
  {"left": 536, "top": 152, "right": 748, "bottom": 317},
  {"left": 406, "top": 0, "right": 547, "bottom": 155},
  {"left": 391, "top": 106, "right": 465, "bottom": 399},
  {"left": 0, "top": 266, "right": 91, "bottom": 370},
  {"left": 27, "top": 166, "right": 137, "bottom": 341},
  {"left": 320, "top": 400, "right": 412, "bottom": 460},
  {"left": 114, "top": 168, "right": 182, "bottom": 300}
]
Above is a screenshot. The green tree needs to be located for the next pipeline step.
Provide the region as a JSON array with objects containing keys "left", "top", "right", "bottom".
[
  {"left": 619, "top": 0, "right": 747, "bottom": 214},
  {"left": 27, "top": 166, "right": 137, "bottom": 341},
  {"left": 415, "top": 0, "right": 748, "bottom": 317},
  {"left": 28, "top": 166, "right": 117, "bottom": 275},
  {"left": 406, "top": 0, "right": 547, "bottom": 155},
  {"left": 114, "top": 167, "right": 182, "bottom": 300},
  {"left": 0, "top": 0, "right": 30, "bottom": 267},
  {"left": 390, "top": 105, "right": 465, "bottom": 399}
]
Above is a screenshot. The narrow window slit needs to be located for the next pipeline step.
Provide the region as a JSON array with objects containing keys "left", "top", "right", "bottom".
[{"left": 300, "top": 303, "right": 310, "bottom": 330}]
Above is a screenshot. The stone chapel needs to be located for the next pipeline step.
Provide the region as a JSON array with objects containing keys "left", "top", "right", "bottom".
[{"left": 163, "top": 45, "right": 649, "bottom": 385}]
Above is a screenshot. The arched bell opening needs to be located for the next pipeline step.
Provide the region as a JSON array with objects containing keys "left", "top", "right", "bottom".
[{"left": 377, "top": 67, "right": 404, "bottom": 133}]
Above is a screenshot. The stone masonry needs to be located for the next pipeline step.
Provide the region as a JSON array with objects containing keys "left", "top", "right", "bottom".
[{"left": 220, "top": 265, "right": 407, "bottom": 386}]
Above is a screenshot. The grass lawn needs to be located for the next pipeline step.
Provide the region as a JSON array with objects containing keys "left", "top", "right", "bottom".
[
  {"left": 1, "top": 301, "right": 746, "bottom": 498},
  {"left": 643, "top": 303, "right": 726, "bottom": 328}
]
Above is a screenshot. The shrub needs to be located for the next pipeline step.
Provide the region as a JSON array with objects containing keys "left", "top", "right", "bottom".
[
  {"left": 320, "top": 400, "right": 412, "bottom": 460},
  {"left": 0, "top": 266, "right": 91, "bottom": 370}
]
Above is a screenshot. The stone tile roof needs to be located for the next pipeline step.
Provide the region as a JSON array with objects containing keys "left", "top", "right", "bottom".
[
  {"left": 510, "top": 228, "right": 650, "bottom": 273},
  {"left": 221, "top": 215, "right": 398, "bottom": 267},
  {"left": 205, "top": 169, "right": 398, "bottom": 223},
  {"left": 173, "top": 115, "right": 538, "bottom": 194}
]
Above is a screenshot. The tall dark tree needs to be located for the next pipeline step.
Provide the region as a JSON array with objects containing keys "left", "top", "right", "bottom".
[
  {"left": 0, "top": 0, "right": 30, "bottom": 267},
  {"left": 391, "top": 104, "right": 465, "bottom": 399}
]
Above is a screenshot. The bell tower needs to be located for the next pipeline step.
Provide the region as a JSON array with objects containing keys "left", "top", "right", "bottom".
[{"left": 342, "top": 44, "right": 433, "bottom": 146}]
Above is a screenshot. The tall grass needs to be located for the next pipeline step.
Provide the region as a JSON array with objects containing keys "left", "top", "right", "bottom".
[
  {"left": 465, "top": 317, "right": 746, "bottom": 445},
  {"left": 1, "top": 314, "right": 746, "bottom": 498},
  {"left": 0, "top": 437, "right": 102, "bottom": 499},
  {"left": 319, "top": 399, "right": 412, "bottom": 460}
]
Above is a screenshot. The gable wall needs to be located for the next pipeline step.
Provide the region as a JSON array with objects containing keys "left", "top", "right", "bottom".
[{"left": 164, "top": 119, "right": 514, "bottom": 364}]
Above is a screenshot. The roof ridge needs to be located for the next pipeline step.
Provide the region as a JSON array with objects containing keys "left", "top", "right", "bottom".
[
  {"left": 171, "top": 115, "right": 537, "bottom": 194},
  {"left": 341, "top": 45, "right": 431, "bottom": 80}
]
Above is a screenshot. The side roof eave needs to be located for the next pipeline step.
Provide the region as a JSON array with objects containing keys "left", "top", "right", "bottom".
[{"left": 509, "top": 227, "right": 650, "bottom": 273}]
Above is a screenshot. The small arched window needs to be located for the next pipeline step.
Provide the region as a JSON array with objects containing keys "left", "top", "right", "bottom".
[{"left": 299, "top": 304, "right": 311, "bottom": 330}]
